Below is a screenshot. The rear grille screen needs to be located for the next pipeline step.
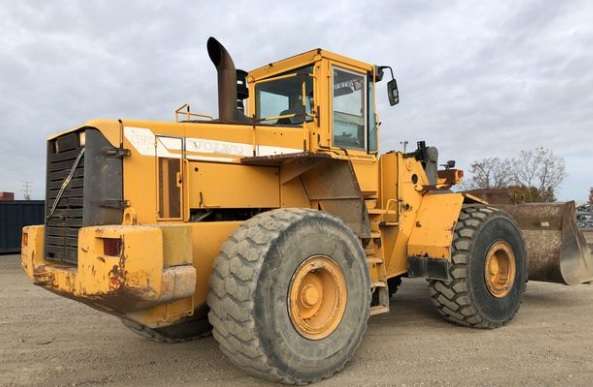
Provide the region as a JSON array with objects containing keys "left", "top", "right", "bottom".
[{"left": 45, "top": 131, "right": 84, "bottom": 265}]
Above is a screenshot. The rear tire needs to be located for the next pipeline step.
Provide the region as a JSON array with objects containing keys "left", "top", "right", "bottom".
[
  {"left": 428, "top": 204, "right": 527, "bottom": 328},
  {"left": 207, "top": 208, "right": 371, "bottom": 384}
]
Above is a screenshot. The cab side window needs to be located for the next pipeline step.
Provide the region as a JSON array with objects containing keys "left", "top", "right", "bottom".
[
  {"left": 368, "top": 78, "right": 377, "bottom": 152},
  {"left": 255, "top": 66, "right": 313, "bottom": 125}
]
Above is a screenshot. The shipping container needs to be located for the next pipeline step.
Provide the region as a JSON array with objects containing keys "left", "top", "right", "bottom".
[{"left": 0, "top": 200, "right": 44, "bottom": 254}]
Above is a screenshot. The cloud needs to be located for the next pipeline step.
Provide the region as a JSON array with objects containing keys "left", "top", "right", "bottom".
[{"left": 0, "top": 0, "right": 591, "bottom": 201}]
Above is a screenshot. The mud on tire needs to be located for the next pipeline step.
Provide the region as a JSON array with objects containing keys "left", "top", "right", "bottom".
[
  {"left": 207, "top": 208, "right": 371, "bottom": 384},
  {"left": 428, "top": 204, "right": 527, "bottom": 329}
]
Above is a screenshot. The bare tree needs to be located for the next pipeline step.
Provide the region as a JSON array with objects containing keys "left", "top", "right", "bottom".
[
  {"left": 511, "top": 147, "right": 566, "bottom": 202},
  {"left": 465, "top": 147, "right": 567, "bottom": 202},
  {"left": 588, "top": 187, "right": 593, "bottom": 205},
  {"left": 22, "top": 181, "right": 32, "bottom": 200},
  {"left": 467, "top": 157, "right": 513, "bottom": 189}
]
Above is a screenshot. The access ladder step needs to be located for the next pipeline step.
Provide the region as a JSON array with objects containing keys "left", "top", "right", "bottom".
[
  {"left": 370, "top": 305, "right": 390, "bottom": 316},
  {"left": 370, "top": 283, "right": 390, "bottom": 316}
]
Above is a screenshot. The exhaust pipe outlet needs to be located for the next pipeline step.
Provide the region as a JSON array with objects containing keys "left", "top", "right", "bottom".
[{"left": 207, "top": 37, "right": 244, "bottom": 122}]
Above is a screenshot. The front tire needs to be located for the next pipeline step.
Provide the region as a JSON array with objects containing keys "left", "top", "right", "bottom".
[
  {"left": 207, "top": 208, "right": 371, "bottom": 384},
  {"left": 428, "top": 205, "right": 527, "bottom": 329}
]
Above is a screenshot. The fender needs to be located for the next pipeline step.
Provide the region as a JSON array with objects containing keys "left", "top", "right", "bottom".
[{"left": 407, "top": 192, "right": 464, "bottom": 280}]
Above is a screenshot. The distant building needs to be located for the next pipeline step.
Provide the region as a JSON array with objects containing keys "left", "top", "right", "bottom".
[{"left": 0, "top": 192, "right": 15, "bottom": 201}]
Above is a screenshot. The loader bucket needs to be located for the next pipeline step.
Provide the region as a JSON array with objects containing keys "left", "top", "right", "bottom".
[{"left": 495, "top": 202, "right": 593, "bottom": 285}]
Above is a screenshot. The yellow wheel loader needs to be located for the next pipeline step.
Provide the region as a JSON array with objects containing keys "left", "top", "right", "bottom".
[{"left": 21, "top": 38, "right": 593, "bottom": 384}]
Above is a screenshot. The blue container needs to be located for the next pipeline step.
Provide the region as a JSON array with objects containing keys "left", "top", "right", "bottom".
[{"left": 0, "top": 201, "right": 44, "bottom": 254}]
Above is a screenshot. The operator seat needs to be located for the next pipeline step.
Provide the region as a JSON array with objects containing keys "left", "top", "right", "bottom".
[{"left": 277, "top": 110, "right": 302, "bottom": 125}]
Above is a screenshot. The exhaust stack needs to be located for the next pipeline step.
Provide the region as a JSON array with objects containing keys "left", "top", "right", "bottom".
[{"left": 207, "top": 37, "right": 244, "bottom": 122}]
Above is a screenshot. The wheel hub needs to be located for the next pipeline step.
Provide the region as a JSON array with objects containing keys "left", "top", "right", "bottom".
[
  {"left": 288, "top": 255, "right": 347, "bottom": 340},
  {"left": 484, "top": 241, "right": 516, "bottom": 298},
  {"left": 301, "top": 284, "right": 320, "bottom": 306}
]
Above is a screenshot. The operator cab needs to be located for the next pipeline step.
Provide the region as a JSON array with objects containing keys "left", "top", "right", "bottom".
[{"left": 245, "top": 48, "right": 399, "bottom": 155}]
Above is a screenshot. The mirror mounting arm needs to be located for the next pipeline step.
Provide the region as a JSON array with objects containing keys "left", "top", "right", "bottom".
[
  {"left": 377, "top": 65, "right": 399, "bottom": 106},
  {"left": 378, "top": 65, "right": 395, "bottom": 81}
]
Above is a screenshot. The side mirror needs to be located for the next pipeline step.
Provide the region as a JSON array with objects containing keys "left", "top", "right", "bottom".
[
  {"left": 387, "top": 79, "right": 399, "bottom": 106},
  {"left": 373, "top": 66, "right": 384, "bottom": 82}
]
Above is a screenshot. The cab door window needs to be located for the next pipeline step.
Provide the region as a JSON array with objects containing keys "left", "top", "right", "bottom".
[{"left": 332, "top": 67, "right": 367, "bottom": 150}]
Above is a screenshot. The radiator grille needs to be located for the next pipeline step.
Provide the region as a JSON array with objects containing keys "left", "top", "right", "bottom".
[{"left": 45, "top": 131, "right": 84, "bottom": 265}]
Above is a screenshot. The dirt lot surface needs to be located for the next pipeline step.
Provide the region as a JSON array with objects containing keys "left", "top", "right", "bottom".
[{"left": 3, "top": 254, "right": 593, "bottom": 387}]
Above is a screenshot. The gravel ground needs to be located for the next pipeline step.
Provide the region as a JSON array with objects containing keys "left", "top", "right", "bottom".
[{"left": 2, "top": 254, "right": 593, "bottom": 387}]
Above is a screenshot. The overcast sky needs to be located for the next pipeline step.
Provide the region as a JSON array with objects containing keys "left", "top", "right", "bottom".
[{"left": 1, "top": 1, "right": 591, "bottom": 201}]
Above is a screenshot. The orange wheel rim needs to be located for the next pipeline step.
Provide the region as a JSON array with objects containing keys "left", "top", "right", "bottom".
[
  {"left": 288, "top": 255, "right": 347, "bottom": 340},
  {"left": 484, "top": 241, "right": 516, "bottom": 298}
]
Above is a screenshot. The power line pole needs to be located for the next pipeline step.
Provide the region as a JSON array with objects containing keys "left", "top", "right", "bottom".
[
  {"left": 400, "top": 140, "right": 409, "bottom": 153},
  {"left": 22, "top": 181, "right": 32, "bottom": 200}
]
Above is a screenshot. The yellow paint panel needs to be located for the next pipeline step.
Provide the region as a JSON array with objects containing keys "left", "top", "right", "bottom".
[
  {"left": 253, "top": 125, "right": 307, "bottom": 152},
  {"left": 408, "top": 193, "right": 464, "bottom": 259},
  {"left": 249, "top": 49, "right": 320, "bottom": 81},
  {"left": 351, "top": 158, "right": 378, "bottom": 194},
  {"left": 160, "top": 224, "right": 193, "bottom": 267},
  {"left": 380, "top": 152, "right": 427, "bottom": 277},
  {"left": 84, "top": 119, "right": 121, "bottom": 147},
  {"left": 127, "top": 298, "right": 194, "bottom": 328},
  {"left": 78, "top": 225, "right": 164, "bottom": 296},
  {"left": 248, "top": 49, "right": 373, "bottom": 81},
  {"left": 189, "top": 162, "right": 280, "bottom": 209},
  {"left": 128, "top": 221, "right": 242, "bottom": 327},
  {"left": 20, "top": 225, "right": 45, "bottom": 278},
  {"left": 47, "top": 119, "right": 121, "bottom": 147},
  {"left": 281, "top": 178, "right": 310, "bottom": 208},
  {"left": 190, "top": 221, "right": 242, "bottom": 306},
  {"left": 123, "top": 132, "right": 157, "bottom": 224}
]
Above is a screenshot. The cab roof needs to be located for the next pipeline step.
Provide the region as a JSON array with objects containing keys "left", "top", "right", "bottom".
[{"left": 247, "top": 48, "right": 375, "bottom": 82}]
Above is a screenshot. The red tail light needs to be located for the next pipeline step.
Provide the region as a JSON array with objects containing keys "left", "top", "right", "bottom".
[{"left": 103, "top": 238, "right": 122, "bottom": 256}]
